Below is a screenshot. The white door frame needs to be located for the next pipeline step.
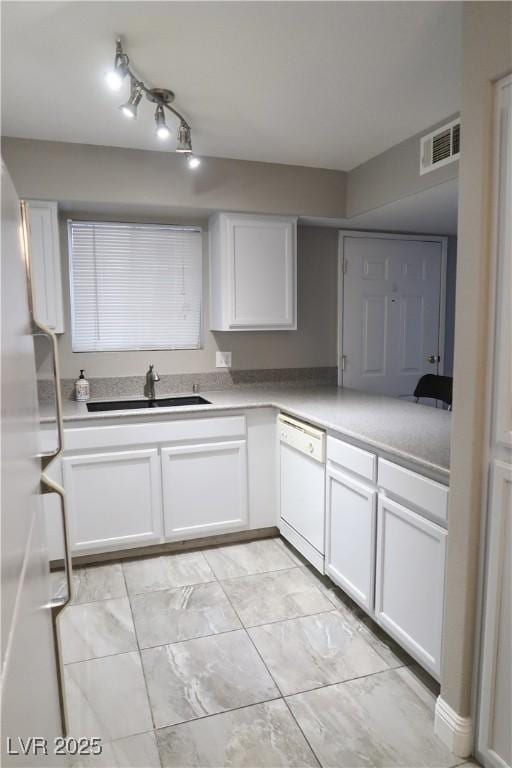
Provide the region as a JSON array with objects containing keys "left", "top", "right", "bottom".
[
  {"left": 473, "top": 73, "right": 512, "bottom": 768},
  {"left": 337, "top": 230, "right": 448, "bottom": 387}
]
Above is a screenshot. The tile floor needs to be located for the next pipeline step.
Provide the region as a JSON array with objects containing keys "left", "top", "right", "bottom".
[{"left": 53, "top": 537, "right": 473, "bottom": 768}]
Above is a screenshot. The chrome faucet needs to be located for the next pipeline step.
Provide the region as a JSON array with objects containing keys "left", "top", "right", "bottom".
[{"left": 144, "top": 364, "right": 160, "bottom": 400}]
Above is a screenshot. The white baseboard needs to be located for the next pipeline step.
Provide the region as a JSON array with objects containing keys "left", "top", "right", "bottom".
[{"left": 435, "top": 696, "right": 473, "bottom": 758}]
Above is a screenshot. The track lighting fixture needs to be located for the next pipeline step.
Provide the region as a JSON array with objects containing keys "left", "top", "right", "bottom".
[
  {"left": 120, "top": 79, "right": 143, "bottom": 119},
  {"left": 104, "top": 37, "right": 200, "bottom": 168},
  {"left": 104, "top": 39, "right": 129, "bottom": 91},
  {"left": 155, "top": 105, "right": 170, "bottom": 140},
  {"left": 176, "top": 122, "right": 192, "bottom": 153}
]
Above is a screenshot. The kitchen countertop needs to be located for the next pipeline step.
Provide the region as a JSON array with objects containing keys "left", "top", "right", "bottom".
[{"left": 40, "top": 386, "right": 451, "bottom": 483}]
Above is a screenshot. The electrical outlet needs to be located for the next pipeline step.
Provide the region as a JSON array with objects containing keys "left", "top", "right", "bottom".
[{"left": 216, "top": 351, "right": 232, "bottom": 368}]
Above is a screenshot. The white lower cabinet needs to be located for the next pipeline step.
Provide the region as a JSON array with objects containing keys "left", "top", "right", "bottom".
[
  {"left": 161, "top": 439, "right": 248, "bottom": 540},
  {"left": 375, "top": 494, "right": 447, "bottom": 679},
  {"left": 59, "top": 414, "right": 254, "bottom": 557},
  {"left": 325, "top": 466, "right": 377, "bottom": 612},
  {"left": 62, "top": 449, "right": 162, "bottom": 553}
]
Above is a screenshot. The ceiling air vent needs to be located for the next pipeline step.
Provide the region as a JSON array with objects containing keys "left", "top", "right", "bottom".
[{"left": 420, "top": 119, "right": 460, "bottom": 175}]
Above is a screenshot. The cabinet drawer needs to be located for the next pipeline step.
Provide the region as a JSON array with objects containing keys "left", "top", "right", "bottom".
[
  {"left": 378, "top": 459, "right": 448, "bottom": 526},
  {"left": 64, "top": 415, "right": 246, "bottom": 452},
  {"left": 327, "top": 435, "right": 376, "bottom": 482}
]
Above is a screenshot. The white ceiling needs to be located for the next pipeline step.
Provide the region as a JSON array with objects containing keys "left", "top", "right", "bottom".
[
  {"left": 302, "top": 178, "right": 459, "bottom": 235},
  {"left": 1, "top": 1, "right": 462, "bottom": 170}
]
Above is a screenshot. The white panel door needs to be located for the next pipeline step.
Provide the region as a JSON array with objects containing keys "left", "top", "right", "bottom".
[
  {"left": 228, "top": 216, "right": 296, "bottom": 328},
  {"left": 162, "top": 440, "right": 248, "bottom": 539},
  {"left": 325, "top": 466, "right": 377, "bottom": 611},
  {"left": 63, "top": 449, "right": 162, "bottom": 553},
  {"left": 375, "top": 495, "right": 446, "bottom": 678},
  {"left": 341, "top": 233, "right": 445, "bottom": 398}
]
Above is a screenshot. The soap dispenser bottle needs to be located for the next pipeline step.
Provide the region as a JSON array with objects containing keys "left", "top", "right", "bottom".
[{"left": 74, "top": 369, "right": 90, "bottom": 401}]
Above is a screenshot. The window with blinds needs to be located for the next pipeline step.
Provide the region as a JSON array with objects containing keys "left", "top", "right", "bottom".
[{"left": 68, "top": 220, "right": 203, "bottom": 351}]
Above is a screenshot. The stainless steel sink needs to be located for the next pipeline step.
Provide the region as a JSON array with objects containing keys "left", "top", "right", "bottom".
[{"left": 86, "top": 395, "right": 211, "bottom": 412}]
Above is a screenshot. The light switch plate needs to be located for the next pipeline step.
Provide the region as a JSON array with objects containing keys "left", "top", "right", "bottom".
[{"left": 216, "top": 351, "right": 232, "bottom": 368}]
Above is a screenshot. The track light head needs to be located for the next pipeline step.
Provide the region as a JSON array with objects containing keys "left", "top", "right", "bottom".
[
  {"left": 105, "top": 38, "right": 129, "bottom": 91},
  {"left": 120, "top": 80, "right": 143, "bottom": 118},
  {"left": 155, "top": 105, "right": 170, "bottom": 140},
  {"left": 105, "top": 69, "right": 125, "bottom": 91},
  {"left": 187, "top": 155, "right": 201, "bottom": 169},
  {"left": 176, "top": 122, "right": 193, "bottom": 153}
]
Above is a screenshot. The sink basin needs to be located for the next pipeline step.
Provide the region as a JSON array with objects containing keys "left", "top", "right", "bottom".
[{"left": 87, "top": 395, "right": 211, "bottom": 412}]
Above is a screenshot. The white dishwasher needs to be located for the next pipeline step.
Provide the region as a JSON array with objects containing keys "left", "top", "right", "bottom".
[{"left": 278, "top": 413, "right": 326, "bottom": 573}]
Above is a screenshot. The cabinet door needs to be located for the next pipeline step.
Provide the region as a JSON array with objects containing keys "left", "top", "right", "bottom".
[
  {"left": 227, "top": 216, "right": 296, "bottom": 329},
  {"left": 325, "top": 467, "right": 377, "bottom": 612},
  {"left": 375, "top": 495, "right": 446, "bottom": 678},
  {"left": 62, "top": 449, "right": 162, "bottom": 554},
  {"left": 26, "top": 201, "right": 64, "bottom": 333},
  {"left": 162, "top": 440, "right": 248, "bottom": 540}
]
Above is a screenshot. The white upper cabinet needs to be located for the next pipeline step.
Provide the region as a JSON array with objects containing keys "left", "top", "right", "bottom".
[
  {"left": 209, "top": 212, "right": 297, "bottom": 331},
  {"left": 26, "top": 200, "right": 64, "bottom": 333}
]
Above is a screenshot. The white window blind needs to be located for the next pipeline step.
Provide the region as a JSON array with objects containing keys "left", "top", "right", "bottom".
[{"left": 68, "top": 220, "right": 202, "bottom": 351}]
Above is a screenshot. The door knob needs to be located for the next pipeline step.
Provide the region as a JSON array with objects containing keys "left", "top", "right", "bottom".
[{"left": 427, "top": 355, "right": 441, "bottom": 363}]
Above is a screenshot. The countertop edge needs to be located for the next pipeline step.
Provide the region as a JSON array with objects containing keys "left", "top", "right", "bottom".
[{"left": 40, "top": 393, "right": 450, "bottom": 485}]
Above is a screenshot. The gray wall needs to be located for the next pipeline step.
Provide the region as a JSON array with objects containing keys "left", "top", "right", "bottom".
[
  {"left": 1, "top": 137, "right": 347, "bottom": 219},
  {"left": 3, "top": 112, "right": 460, "bottom": 223},
  {"left": 55, "top": 218, "right": 338, "bottom": 379},
  {"left": 442, "top": 0, "right": 511, "bottom": 718},
  {"left": 347, "top": 114, "right": 459, "bottom": 218},
  {"left": 2, "top": 115, "right": 458, "bottom": 383},
  {"left": 48, "top": 212, "right": 454, "bottom": 381}
]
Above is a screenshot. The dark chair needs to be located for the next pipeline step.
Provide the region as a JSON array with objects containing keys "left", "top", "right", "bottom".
[{"left": 413, "top": 374, "right": 453, "bottom": 409}]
